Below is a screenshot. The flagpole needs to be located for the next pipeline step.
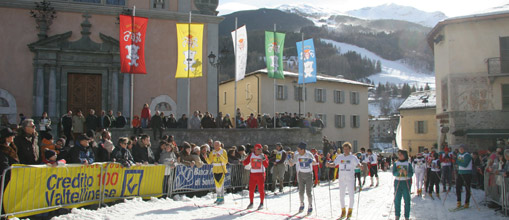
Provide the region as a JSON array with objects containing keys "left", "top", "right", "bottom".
[
  {"left": 273, "top": 24, "right": 276, "bottom": 128},
  {"left": 301, "top": 32, "right": 306, "bottom": 118},
  {"left": 234, "top": 17, "right": 238, "bottom": 127},
  {"left": 130, "top": 6, "right": 136, "bottom": 128}
]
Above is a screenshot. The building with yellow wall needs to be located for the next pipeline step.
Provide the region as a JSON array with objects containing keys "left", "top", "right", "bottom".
[
  {"left": 396, "top": 90, "right": 437, "bottom": 156},
  {"left": 219, "top": 69, "right": 371, "bottom": 151},
  {"left": 427, "top": 10, "right": 509, "bottom": 151}
]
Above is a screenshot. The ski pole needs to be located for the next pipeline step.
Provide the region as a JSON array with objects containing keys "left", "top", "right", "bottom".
[
  {"left": 459, "top": 173, "right": 480, "bottom": 211},
  {"left": 387, "top": 177, "right": 401, "bottom": 220},
  {"left": 289, "top": 165, "right": 292, "bottom": 213},
  {"left": 356, "top": 178, "right": 361, "bottom": 220},
  {"left": 312, "top": 178, "right": 317, "bottom": 217},
  {"left": 328, "top": 168, "right": 332, "bottom": 218}
]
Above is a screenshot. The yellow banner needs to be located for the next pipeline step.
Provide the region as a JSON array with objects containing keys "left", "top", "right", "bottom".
[
  {"left": 2, "top": 163, "right": 165, "bottom": 218},
  {"left": 176, "top": 23, "right": 204, "bottom": 78}
]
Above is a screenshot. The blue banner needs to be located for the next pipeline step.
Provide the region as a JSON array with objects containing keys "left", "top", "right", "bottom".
[
  {"left": 297, "top": 38, "right": 317, "bottom": 84},
  {"left": 173, "top": 164, "right": 231, "bottom": 190}
]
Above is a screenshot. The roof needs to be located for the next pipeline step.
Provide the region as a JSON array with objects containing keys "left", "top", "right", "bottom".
[
  {"left": 398, "top": 90, "right": 436, "bottom": 110},
  {"left": 427, "top": 10, "right": 509, "bottom": 49},
  {"left": 220, "top": 69, "right": 373, "bottom": 87}
]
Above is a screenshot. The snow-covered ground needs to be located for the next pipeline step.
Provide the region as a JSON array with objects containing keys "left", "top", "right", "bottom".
[
  {"left": 368, "top": 97, "right": 405, "bottom": 117},
  {"left": 51, "top": 172, "right": 504, "bottom": 220},
  {"left": 320, "top": 39, "right": 435, "bottom": 89}
]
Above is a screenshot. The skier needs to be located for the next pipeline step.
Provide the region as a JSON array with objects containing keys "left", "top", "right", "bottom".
[
  {"left": 454, "top": 145, "right": 472, "bottom": 209},
  {"left": 360, "top": 148, "right": 369, "bottom": 186},
  {"left": 271, "top": 142, "right": 287, "bottom": 193},
  {"left": 289, "top": 142, "right": 317, "bottom": 214},
  {"left": 439, "top": 146, "right": 454, "bottom": 192},
  {"left": 243, "top": 144, "right": 269, "bottom": 210},
  {"left": 422, "top": 148, "right": 432, "bottom": 194},
  {"left": 428, "top": 152, "right": 441, "bottom": 199},
  {"left": 326, "top": 142, "right": 361, "bottom": 219},
  {"left": 393, "top": 149, "right": 413, "bottom": 220},
  {"left": 204, "top": 141, "right": 228, "bottom": 204},
  {"left": 413, "top": 153, "right": 426, "bottom": 196},
  {"left": 367, "top": 149, "right": 379, "bottom": 187},
  {"left": 355, "top": 152, "right": 363, "bottom": 191}
]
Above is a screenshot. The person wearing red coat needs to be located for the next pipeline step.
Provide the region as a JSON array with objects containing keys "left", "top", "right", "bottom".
[
  {"left": 246, "top": 114, "right": 258, "bottom": 128},
  {"left": 140, "top": 103, "right": 151, "bottom": 128},
  {"left": 243, "top": 144, "right": 269, "bottom": 210}
]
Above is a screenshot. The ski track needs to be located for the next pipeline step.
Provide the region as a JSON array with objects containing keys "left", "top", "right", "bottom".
[{"left": 48, "top": 172, "right": 505, "bottom": 220}]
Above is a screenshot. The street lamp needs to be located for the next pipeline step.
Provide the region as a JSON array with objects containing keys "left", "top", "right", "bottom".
[{"left": 208, "top": 45, "right": 229, "bottom": 115}]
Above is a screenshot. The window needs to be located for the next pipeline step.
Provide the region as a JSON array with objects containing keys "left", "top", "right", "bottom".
[
  {"left": 315, "top": 113, "right": 326, "bottom": 127},
  {"left": 294, "top": 87, "right": 307, "bottom": 101},
  {"left": 350, "top": 91, "right": 360, "bottom": 105},
  {"left": 353, "top": 140, "right": 358, "bottom": 153},
  {"left": 418, "top": 146, "right": 425, "bottom": 153},
  {"left": 503, "top": 84, "right": 509, "bottom": 110},
  {"left": 223, "top": 92, "right": 227, "bottom": 105},
  {"left": 276, "top": 85, "right": 287, "bottom": 100},
  {"left": 500, "top": 37, "right": 509, "bottom": 73},
  {"left": 334, "top": 90, "right": 345, "bottom": 104},
  {"left": 106, "top": 0, "right": 125, "bottom": 4},
  {"left": 73, "top": 0, "right": 125, "bottom": 5},
  {"left": 351, "top": 115, "right": 360, "bottom": 128},
  {"left": 415, "top": 121, "right": 427, "bottom": 134},
  {"left": 335, "top": 115, "right": 345, "bottom": 128},
  {"left": 151, "top": 0, "right": 166, "bottom": 9},
  {"left": 315, "top": 88, "right": 326, "bottom": 102}
]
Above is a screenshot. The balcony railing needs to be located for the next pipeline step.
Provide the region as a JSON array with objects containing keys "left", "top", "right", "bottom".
[{"left": 487, "top": 57, "right": 509, "bottom": 75}]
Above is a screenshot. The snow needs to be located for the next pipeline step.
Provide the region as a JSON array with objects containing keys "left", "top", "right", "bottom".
[
  {"left": 51, "top": 171, "right": 505, "bottom": 220},
  {"left": 320, "top": 39, "right": 435, "bottom": 89},
  {"left": 345, "top": 3, "right": 447, "bottom": 27},
  {"left": 398, "top": 90, "right": 436, "bottom": 110},
  {"left": 368, "top": 98, "right": 405, "bottom": 117}
]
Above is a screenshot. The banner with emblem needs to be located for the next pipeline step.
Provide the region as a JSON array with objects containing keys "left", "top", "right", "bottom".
[
  {"left": 176, "top": 23, "right": 204, "bottom": 78},
  {"left": 296, "top": 38, "right": 317, "bottom": 84},
  {"left": 265, "top": 31, "right": 286, "bottom": 79},
  {"left": 119, "top": 15, "right": 148, "bottom": 74},
  {"left": 231, "top": 25, "right": 248, "bottom": 81}
]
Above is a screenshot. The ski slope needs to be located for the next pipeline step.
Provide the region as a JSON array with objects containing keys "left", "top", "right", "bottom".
[
  {"left": 321, "top": 39, "right": 435, "bottom": 88},
  {"left": 50, "top": 172, "right": 503, "bottom": 220}
]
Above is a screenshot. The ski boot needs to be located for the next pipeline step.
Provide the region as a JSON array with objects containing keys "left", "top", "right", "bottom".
[
  {"left": 339, "top": 208, "right": 346, "bottom": 219},
  {"left": 217, "top": 197, "right": 224, "bottom": 205},
  {"left": 246, "top": 203, "right": 253, "bottom": 209},
  {"left": 347, "top": 208, "right": 353, "bottom": 218},
  {"left": 257, "top": 203, "right": 264, "bottom": 210},
  {"left": 456, "top": 201, "right": 462, "bottom": 208},
  {"left": 307, "top": 207, "right": 313, "bottom": 214},
  {"left": 463, "top": 203, "right": 469, "bottom": 208},
  {"left": 299, "top": 203, "right": 305, "bottom": 213}
]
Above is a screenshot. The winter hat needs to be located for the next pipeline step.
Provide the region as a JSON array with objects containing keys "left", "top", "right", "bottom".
[
  {"left": 76, "top": 134, "right": 92, "bottom": 142},
  {"left": 254, "top": 144, "right": 262, "bottom": 150},
  {"left": 41, "top": 132, "right": 53, "bottom": 141},
  {"left": 297, "top": 142, "right": 307, "bottom": 150},
  {"left": 45, "top": 149, "right": 57, "bottom": 160},
  {"left": 0, "top": 128, "right": 16, "bottom": 139},
  {"left": 57, "top": 138, "right": 66, "bottom": 146}
]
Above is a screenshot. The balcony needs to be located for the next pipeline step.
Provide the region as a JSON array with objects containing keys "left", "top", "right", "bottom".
[{"left": 487, "top": 57, "right": 509, "bottom": 76}]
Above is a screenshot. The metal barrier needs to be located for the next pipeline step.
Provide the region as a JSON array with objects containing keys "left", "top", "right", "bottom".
[{"left": 484, "top": 171, "right": 508, "bottom": 215}]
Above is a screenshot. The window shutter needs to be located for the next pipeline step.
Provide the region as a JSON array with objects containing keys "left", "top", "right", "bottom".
[
  {"left": 424, "top": 121, "right": 428, "bottom": 133},
  {"left": 414, "top": 121, "right": 418, "bottom": 134},
  {"left": 340, "top": 91, "right": 345, "bottom": 104},
  {"left": 350, "top": 115, "right": 354, "bottom": 128},
  {"left": 350, "top": 91, "right": 354, "bottom": 104},
  {"left": 323, "top": 114, "right": 327, "bottom": 127},
  {"left": 356, "top": 115, "right": 360, "bottom": 128},
  {"left": 342, "top": 115, "right": 345, "bottom": 128},
  {"left": 356, "top": 92, "right": 360, "bottom": 104},
  {"left": 315, "top": 88, "right": 319, "bottom": 102},
  {"left": 323, "top": 89, "right": 327, "bottom": 102},
  {"left": 284, "top": 85, "right": 288, "bottom": 100},
  {"left": 334, "top": 90, "right": 338, "bottom": 103},
  {"left": 335, "top": 115, "right": 339, "bottom": 128},
  {"left": 294, "top": 86, "right": 299, "bottom": 101}
]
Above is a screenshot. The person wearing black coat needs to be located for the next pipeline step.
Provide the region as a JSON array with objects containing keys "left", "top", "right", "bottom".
[
  {"left": 166, "top": 114, "right": 178, "bottom": 128},
  {"left": 85, "top": 109, "right": 98, "bottom": 132},
  {"left": 151, "top": 111, "right": 163, "bottom": 140},
  {"left": 96, "top": 131, "right": 114, "bottom": 162},
  {"left": 61, "top": 111, "right": 73, "bottom": 146},
  {"left": 132, "top": 134, "right": 156, "bottom": 164},
  {"left": 0, "top": 128, "right": 20, "bottom": 183},
  {"left": 69, "top": 134, "right": 95, "bottom": 164},
  {"left": 115, "top": 111, "right": 127, "bottom": 128},
  {"left": 177, "top": 114, "right": 188, "bottom": 129},
  {"left": 14, "top": 119, "right": 39, "bottom": 164},
  {"left": 111, "top": 137, "right": 135, "bottom": 168}
]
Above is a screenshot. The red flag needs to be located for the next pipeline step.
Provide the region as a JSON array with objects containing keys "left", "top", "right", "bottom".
[{"left": 119, "top": 15, "right": 148, "bottom": 74}]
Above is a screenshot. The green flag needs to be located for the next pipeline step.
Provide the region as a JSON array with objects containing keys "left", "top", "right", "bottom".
[{"left": 265, "top": 31, "right": 285, "bottom": 79}]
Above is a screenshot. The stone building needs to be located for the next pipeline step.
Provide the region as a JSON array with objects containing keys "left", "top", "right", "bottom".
[
  {"left": 219, "top": 69, "right": 371, "bottom": 151},
  {"left": 0, "top": 0, "right": 222, "bottom": 127},
  {"left": 427, "top": 10, "right": 509, "bottom": 151}
]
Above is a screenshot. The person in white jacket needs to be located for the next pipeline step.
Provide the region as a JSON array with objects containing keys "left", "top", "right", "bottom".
[
  {"left": 413, "top": 153, "right": 427, "bottom": 196},
  {"left": 327, "top": 142, "right": 361, "bottom": 219}
]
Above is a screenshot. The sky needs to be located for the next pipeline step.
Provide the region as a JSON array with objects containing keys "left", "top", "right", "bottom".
[{"left": 218, "top": 0, "right": 509, "bottom": 17}]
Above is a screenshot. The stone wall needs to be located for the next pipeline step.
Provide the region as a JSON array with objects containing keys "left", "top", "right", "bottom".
[{"left": 109, "top": 128, "right": 323, "bottom": 151}]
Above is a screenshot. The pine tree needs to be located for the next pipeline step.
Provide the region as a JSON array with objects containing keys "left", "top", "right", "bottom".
[{"left": 424, "top": 83, "right": 430, "bottom": 90}]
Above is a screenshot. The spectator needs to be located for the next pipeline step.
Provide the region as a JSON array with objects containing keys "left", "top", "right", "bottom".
[
  {"left": 55, "top": 138, "right": 69, "bottom": 162},
  {"left": 72, "top": 110, "right": 86, "bottom": 138},
  {"left": 18, "top": 113, "right": 26, "bottom": 126},
  {"left": 151, "top": 111, "right": 163, "bottom": 140},
  {"left": 132, "top": 115, "right": 142, "bottom": 135},
  {"left": 178, "top": 142, "right": 202, "bottom": 168},
  {"left": 14, "top": 119, "right": 39, "bottom": 164},
  {"left": 0, "top": 128, "right": 19, "bottom": 182},
  {"left": 0, "top": 114, "right": 10, "bottom": 128},
  {"left": 215, "top": 112, "right": 223, "bottom": 128},
  {"left": 127, "top": 138, "right": 134, "bottom": 152},
  {"left": 111, "top": 137, "right": 135, "bottom": 168},
  {"left": 141, "top": 104, "right": 151, "bottom": 128},
  {"left": 189, "top": 111, "right": 201, "bottom": 129},
  {"left": 98, "top": 110, "right": 106, "bottom": 129},
  {"left": 201, "top": 112, "right": 216, "bottom": 128},
  {"left": 199, "top": 144, "right": 209, "bottom": 163},
  {"left": 40, "top": 132, "right": 56, "bottom": 162},
  {"left": 85, "top": 109, "right": 98, "bottom": 132},
  {"left": 42, "top": 149, "right": 66, "bottom": 166},
  {"left": 103, "top": 110, "right": 115, "bottom": 129},
  {"left": 177, "top": 114, "right": 188, "bottom": 129},
  {"left": 132, "top": 134, "right": 156, "bottom": 164},
  {"left": 236, "top": 116, "right": 246, "bottom": 128},
  {"left": 166, "top": 113, "right": 178, "bottom": 129},
  {"left": 228, "top": 147, "right": 240, "bottom": 164},
  {"left": 222, "top": 114, "right": 233, "bottom": 129},
  {"left": 97, "top": 131, "right": 114, "bottom": 162},
  {"left": 61, "top": 111, "right": 73, "bottom": 146},
  {"left": 247, "top": 114, "right": 258, "bottom": 128},
  {"left": 38, "top": 112, "right": 51, "bottom": 137},
  {"left": 159, "top": 141, "right": 177, "bottom": 166},
  {"left": 115, "top": 111, "right": 127, "bottom": 128},
  {"left": 69, "top": 134, "right": 95, "bottom": 164}
]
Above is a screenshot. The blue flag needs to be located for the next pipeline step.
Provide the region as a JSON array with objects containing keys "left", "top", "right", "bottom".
[{"left": 297, "top": 38, "right": 317, "bottom": 84}]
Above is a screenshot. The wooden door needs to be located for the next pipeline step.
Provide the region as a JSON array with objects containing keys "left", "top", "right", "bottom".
[{"left": 67, "top": 73, "right": 102, "bottom": 114}]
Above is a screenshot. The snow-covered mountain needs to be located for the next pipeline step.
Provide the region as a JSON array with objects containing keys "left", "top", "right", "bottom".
[
  {"left": 346, "top": 3, "right": 447, "bottom": 27},
  {"left": 276, "top": 3, "right": 343, "bottom": 19}
]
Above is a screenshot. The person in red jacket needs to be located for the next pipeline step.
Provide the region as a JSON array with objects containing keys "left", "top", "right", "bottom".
[
  {"left": 140, "top": 103, "right": 151, "bottom": 128},
  {"left": 246, "top": 113, "right": 258, "bottom": 128},
  {"left": 243, "top": 144, "right": 269, "bottom": 210},
  {"left": 311, "top": 148, "right": 321, "bottom": 187}
]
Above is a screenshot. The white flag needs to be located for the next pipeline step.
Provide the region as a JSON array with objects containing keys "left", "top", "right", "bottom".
[{"left": 231, "top": 25, "right": 247, "bottom": 81}]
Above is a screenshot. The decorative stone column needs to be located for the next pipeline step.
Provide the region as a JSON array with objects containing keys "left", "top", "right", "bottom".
[
  {"left": 48, "top": 66, "right": 57, "bottom": 117},
  {"left": 34, "top": 65, "right": 44, "bottom": 117}
]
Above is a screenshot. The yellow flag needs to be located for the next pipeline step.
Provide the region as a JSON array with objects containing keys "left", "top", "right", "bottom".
[{"left": 176, "top": 23, "right": 204, "bottom": 78}]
